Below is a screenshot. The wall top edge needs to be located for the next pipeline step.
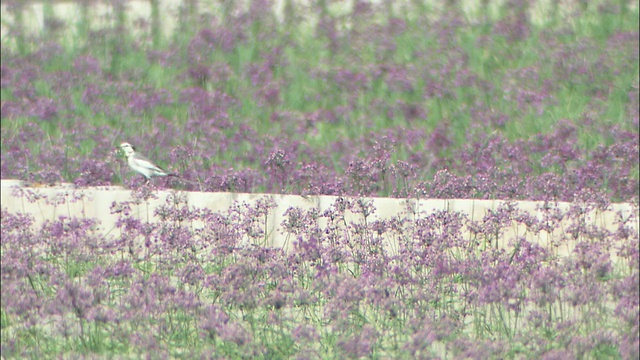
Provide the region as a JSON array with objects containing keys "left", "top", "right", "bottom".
[{"left": 1, "top": 179, "right": 637, "bottom": 208}]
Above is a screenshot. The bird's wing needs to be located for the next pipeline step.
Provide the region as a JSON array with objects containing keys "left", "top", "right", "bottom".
[{"left": 133, "top": 154, "right": 168, "bottom": 174}]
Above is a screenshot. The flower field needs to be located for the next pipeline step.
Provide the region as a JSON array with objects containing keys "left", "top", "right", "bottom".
[
  {"left": 2, "top": 190, "right": 639, "bottom": 358},
  {"left": 1, "top": 0, "right": 639, "bottom": 358}
]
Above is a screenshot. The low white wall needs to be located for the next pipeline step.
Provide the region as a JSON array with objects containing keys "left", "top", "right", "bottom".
[{"left": 2, "top": 179, "right": 638, "bottom": 256}]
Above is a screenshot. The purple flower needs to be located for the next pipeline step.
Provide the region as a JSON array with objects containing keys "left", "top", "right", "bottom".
[{"left": 337, "top": 324, "right": 378, "bottom": 358}]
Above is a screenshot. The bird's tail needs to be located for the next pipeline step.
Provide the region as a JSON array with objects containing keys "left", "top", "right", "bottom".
[{"left": 166, "top": 173, "right": 197, "bottom": 185}]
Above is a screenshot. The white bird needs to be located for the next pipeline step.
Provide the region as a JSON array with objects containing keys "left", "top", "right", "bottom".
[{"left": 119, "top": 142, "right": 176, "bottom": 184}]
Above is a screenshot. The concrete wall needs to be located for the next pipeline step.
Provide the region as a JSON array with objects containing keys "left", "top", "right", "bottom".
[{"left": 2, "top": 179, "right": 638, "bottom": 257}]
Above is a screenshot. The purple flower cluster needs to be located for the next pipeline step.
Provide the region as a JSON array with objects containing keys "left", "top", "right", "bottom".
[
  {"left": 0, "top": 0, "right": 637, "bottom": 203},
  {"left": 2, "top": 194, "right": 638, "bottom": 357}
]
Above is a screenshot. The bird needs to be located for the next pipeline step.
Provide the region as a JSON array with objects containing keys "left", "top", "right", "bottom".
[{"left": 118, "top": 142, "right": 177, "bottom": 184}]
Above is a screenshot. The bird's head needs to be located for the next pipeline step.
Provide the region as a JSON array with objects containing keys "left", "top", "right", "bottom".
[{"left": 119, "top": 142, "right": 136, "bottom": 157}]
